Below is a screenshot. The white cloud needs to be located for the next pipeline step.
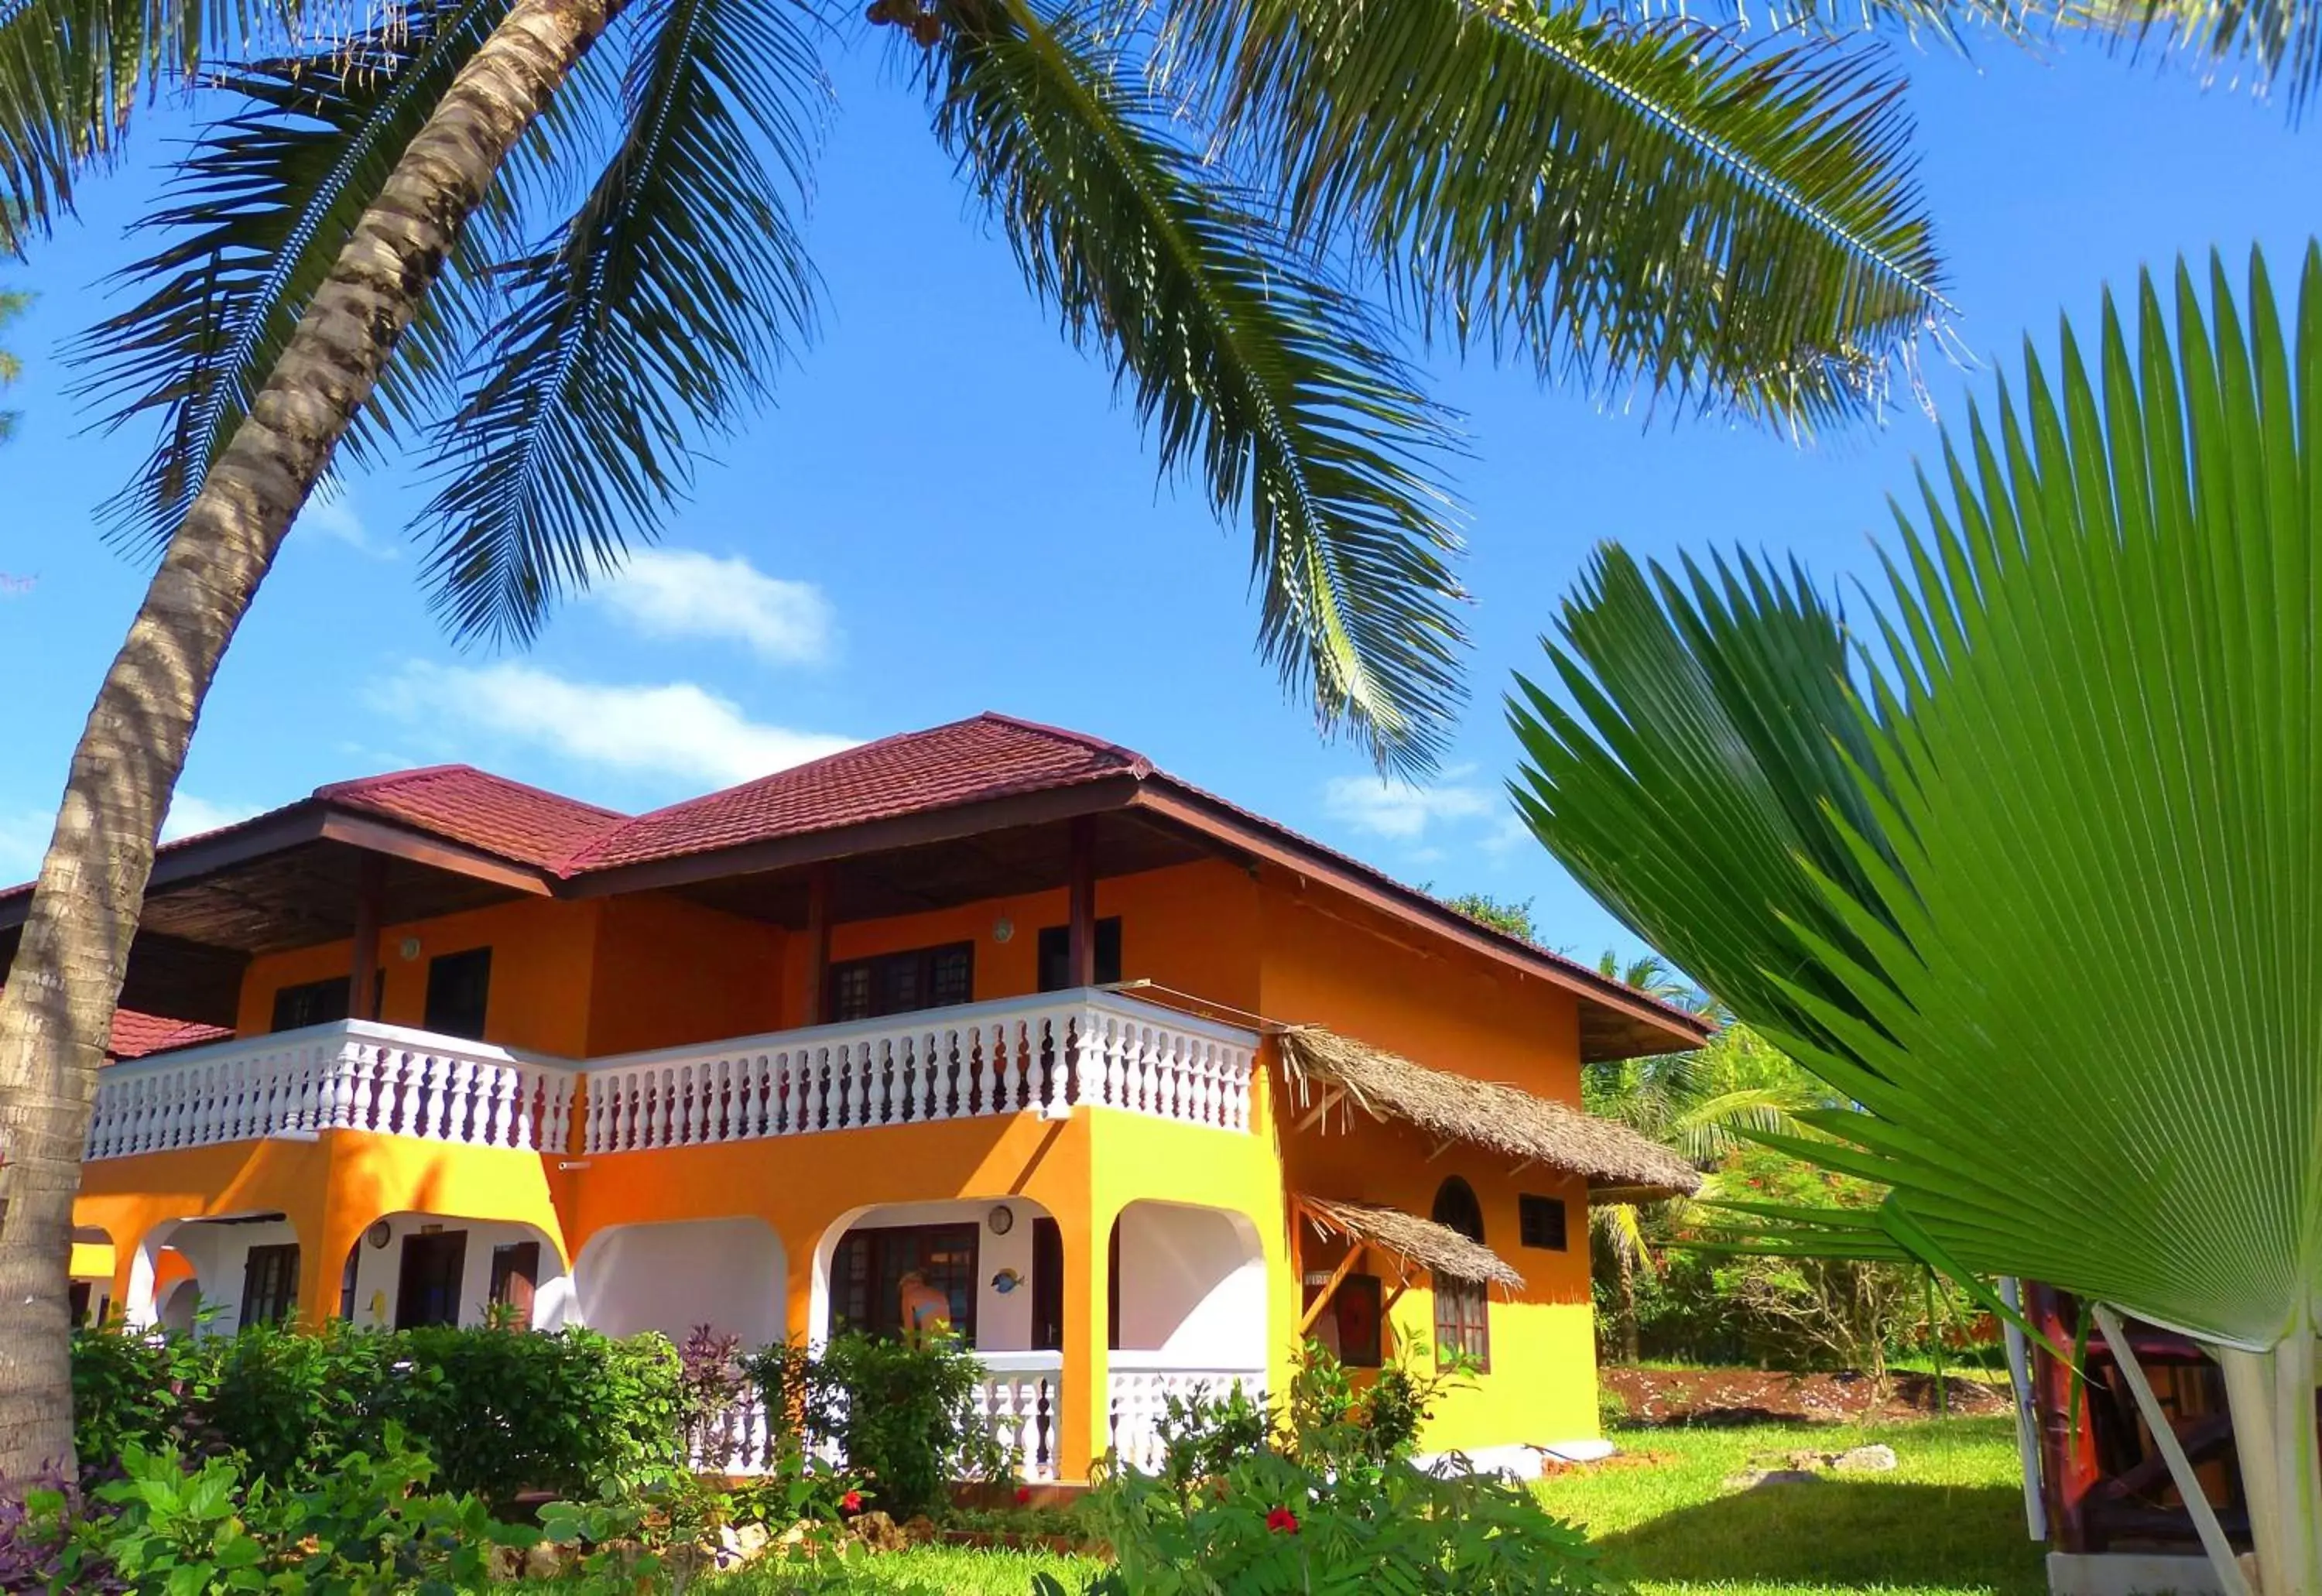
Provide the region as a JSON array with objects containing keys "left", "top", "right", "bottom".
[
  {"left": 299, "top": 489, "right": 396, "bottom": 560},
  {"left": 372, "top": 661, "right": 856, "bottom": 788},
  {"left": 594, "top": 548, "right": 835, "bottom": 666},
  {"left": 162, "top": 795, "right": 263, "bottom": 842},
  {"left": 1322, "top": 765, "right": 1498, "bottom": 841}
]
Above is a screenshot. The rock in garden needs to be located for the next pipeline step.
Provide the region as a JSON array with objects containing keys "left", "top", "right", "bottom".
[
  {"left": 1833, "top": 1444, "right": 1899, "bottom": 1474},
  {"left": 849, "top": 1509, "right": 909, "bottom": 1552}
]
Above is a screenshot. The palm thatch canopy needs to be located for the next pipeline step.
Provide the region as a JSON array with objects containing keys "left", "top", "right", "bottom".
[
  {"left": 1278, "top": 1027, "right": 1700, "bottom": 1200},
  {"left": 1297, "top": 1196, "right": 1526, "bottom": 1291}
]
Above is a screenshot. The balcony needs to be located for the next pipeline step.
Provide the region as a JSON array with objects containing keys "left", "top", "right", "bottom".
[{"left": 84, "top": 989, "right": 1259, "bottom": 1162}]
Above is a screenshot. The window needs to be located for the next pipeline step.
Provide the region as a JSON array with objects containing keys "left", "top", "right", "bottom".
[
  {"left": 239, "top": 1243, "right": 301, "bottom": 1328},
  {"left": 1030, "top": 1218, "right": 1064, "bottom": 1352},
  {"left": 1333, "top": 1273, "right": 1385, "bottom": 1368},
  {"left": 1518, "top": 1194, "right": 1569, "bottom": 1252},
  {"left": 396, "top": 1231, "right": 469, "bottom": 1329},
  {"left": 424, "top": 948, "right": 493, "bottom": 1039},
  {"left": 1036, "top": 917, "right": 1123, "bottom": 992},
  {"left": 490, "top": 1242, "right": 540, "bottom": 1324},
  {"left": 830, "top": 1223, "right": 980, "bottom": 1345},
  {"left": 828, "top": 943, "right": 974, "bottom": 1022},
  {"left": 1431, "top": 1177, "right": 1491, "bottom": 1371},
  {"left": 271, "top": 971, "right": 380, "bottom": 1033}
]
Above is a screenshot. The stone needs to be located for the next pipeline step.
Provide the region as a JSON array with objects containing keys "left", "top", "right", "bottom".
[
  {"left": 522, "top": 1543, "right": 566, "bottom": 1581},
  {"left": 850, "top": 1509, "right": 909, "bottom": 1552},
  {"left": 1833, "top": 1444, "right": 1899, "bottom": 1474}
]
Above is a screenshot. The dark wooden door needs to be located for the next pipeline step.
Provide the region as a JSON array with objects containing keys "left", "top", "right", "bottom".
[{"left": 396, "top": 1231, "right": 469, "bottom": 1328}]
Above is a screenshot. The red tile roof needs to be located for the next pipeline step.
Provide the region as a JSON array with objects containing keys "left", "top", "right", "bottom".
[
  {"left": 563, "top": 714, "right": 1149, "bottom": 872},
  {"left": 314, "top": 765, "right": 628, "bottom": 871},
  {"left": 108, "top": 1010, "right": 232, "bottom": 1060}
]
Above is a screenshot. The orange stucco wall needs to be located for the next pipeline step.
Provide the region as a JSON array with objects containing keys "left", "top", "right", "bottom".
[{"left": 101, "top": 850, "right": 1606, "bottom": 1469}]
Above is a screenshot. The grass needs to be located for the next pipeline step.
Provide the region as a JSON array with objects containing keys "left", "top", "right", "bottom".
[
  {"left": 1536, "top": 1414, "right": 2046, "bottom": 1595},
  {"left": 537, "top": 1413, "right": 2045, "bottom": 1594}
]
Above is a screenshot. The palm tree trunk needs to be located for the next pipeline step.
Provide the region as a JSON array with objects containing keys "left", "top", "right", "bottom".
[
  {"left": 1617, "top": 1248, "right": 1639, "bottom": 1365},
  {"left": 0, "top": 0, "right": 615, "bottom": 1484}
]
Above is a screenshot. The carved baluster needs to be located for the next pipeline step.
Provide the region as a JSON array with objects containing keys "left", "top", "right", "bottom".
[{"left": 695, "top": 1060, "right": 717, "bottom": 1142}]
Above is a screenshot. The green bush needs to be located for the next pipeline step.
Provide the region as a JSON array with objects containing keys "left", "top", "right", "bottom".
[
  {"left": 69, "top": 1320, "right": 683, "bottom": 1506},
  {"left": 745, "top": 1331, "right": 1009, "bottom": 1519},
  {"left": 1050, "top": 1344, "right": 1604, "bottom": 1595}
]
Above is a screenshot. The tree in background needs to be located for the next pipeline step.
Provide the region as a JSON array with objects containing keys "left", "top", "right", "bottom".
[
  {"left": 0, "top": 283, "right": 24, "bottom": 444},
  {"left": 1515, "top": 248, "right": 2322, "bottom": 1589}
]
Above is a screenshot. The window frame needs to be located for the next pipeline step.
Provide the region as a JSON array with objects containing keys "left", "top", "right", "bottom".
[
  {"left": 1430, "top": 1176, "right": 1492, "bottom": 1371},
  {"left": 239, "top": 1242, "right": 302, "bottom": 1329},
  {"left": 1036, "top": 917, "right": 1124, "bottom": 992},
  {"left": 827, "top": 942, "right": 975, "bottom": 1022},
  {"left": 829, "top": 1221, "right": 982, "bottom": 1345},
  {"left": 423, "top": 947, "right": 494, "bottom": 1039},
  {"left": 1518, "top": 1194, "right": 1570, "bottom": 1252}
]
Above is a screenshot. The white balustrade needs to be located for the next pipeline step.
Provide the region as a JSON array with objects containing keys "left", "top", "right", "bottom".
[
  {"left": 86, "top": 990, "right": 1255, "bottom": 1162},
  {"left": 1107, "top": 1355, "right": 1269, "bottom": 1476},
  {"left": 84, "top": 1022, "right": 576, "bottom": 1159},
  {"left": 975, "top": 1351, "right": 1065, "bottom": 1483},
  {"left": 581, "top": 991, "right": 1256, "bottom": 1153}
]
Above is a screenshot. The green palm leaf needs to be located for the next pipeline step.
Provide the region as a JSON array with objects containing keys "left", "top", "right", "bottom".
[
  {"left": 66, "top": 0, "right": 510, "bottom": 549},
  {"left": 412, "top": 0, "right": 823, "bottom": 644},
  {"left": 1154, "top": 0, "right": 1947, "bottom": 430},
  {"left": 1515, "top": 241, "right": 2322, "bottom": 1578},
  {"left": 931, "top": 0, "right": 1467, "bottom": 770}
]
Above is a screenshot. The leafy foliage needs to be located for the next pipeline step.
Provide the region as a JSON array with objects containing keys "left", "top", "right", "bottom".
[
  {"left": 1050, "top": 1343, "right": 1602, "bottom": 1594},
  {"left": 0, "top": 280, "right": 25, "bottom": 443},
  {"left": 70, "top": 1320, "right": 683, "bottom": 1505},
  {"left": 745, "top": 1330, "right": 1010, "bottom": 1520}
]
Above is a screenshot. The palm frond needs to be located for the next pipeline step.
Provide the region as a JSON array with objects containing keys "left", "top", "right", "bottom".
[
  {"left": 930, "top": 0, "right": 1468, "bottom": 772},
  {"left": 1152, "top": 0, "right": 1947, "bottom": 432},
  {"left": 413, "top": 0, "right": 824, "bottom": 643},
  {"left": 1517, "top": 243, "right": 2322, "bottom": 1361},
  {"left": 67, "top": 0, "right": 510, "bottom": 552},
  {"left": 0, "top": 0, "right": 326, "bottom": 234}
]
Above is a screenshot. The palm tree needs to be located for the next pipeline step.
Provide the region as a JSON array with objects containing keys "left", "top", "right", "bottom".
[
  {"left": 1512, "top": 247, "right": 2322, "bottom": 1590},
  {"left": 0, "top": 283, "right": 25, "bottom": 444},
  {"left": 0, "top": 0, "right": 1967, "bottom": 1478},
  {"left": 1584, "top": 1022, "right": 1815, "bottom": 1361}
]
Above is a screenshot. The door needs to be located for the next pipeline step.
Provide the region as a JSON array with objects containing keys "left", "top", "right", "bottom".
[{"left": 396, "top": 1231, "right": 469, "bottom": 1328}]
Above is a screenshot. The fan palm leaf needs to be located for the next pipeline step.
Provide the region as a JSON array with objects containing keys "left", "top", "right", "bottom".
[{"left": 1512, "top": 242, "right": 2322, "bottom": 1587}]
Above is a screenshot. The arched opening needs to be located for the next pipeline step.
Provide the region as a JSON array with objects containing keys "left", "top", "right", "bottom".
[
  {"left": 1107, "top": 1201, "right": 1266, "bottom": 1364},
  {"left": 132, "top": 1214, "right": 300, "bottom": 1336},
  {"left": 811, "top": 1198, "right": 1057, "bottom": 1353},
  {"left": 1430, "top": 1178, "right": 1491, "bottom": 1371},
  {"left": 342, "top": 1213, "right": 569, "bottom": 1331},
  {"left": 574, "top": 1218, "right": 783, "bottom": 1345}
]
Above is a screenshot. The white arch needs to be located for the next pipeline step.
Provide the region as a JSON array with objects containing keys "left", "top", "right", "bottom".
[
  {"left": 1110, "top": 1200, "right": 1268, "bottom": 1365},
  {"left": 572, "top": 1217, "right": 786, "bottom": 1346},
  {"left": 341, "top": 1213, "right": 570, "bottom": 1331}
]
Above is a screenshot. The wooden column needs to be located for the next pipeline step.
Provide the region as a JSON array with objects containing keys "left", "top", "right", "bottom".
[
  {"left": 1067, "top": 816, "right": 1097, "bottom": 988},
  {"left": 801, "top": 863, "right": 833, "bottom": 1026},
  {"left": 348, "top": 854, "right": 385, "bottom": 1022}
]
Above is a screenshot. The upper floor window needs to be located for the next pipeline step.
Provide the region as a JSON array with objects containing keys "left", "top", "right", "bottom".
[
  {"left": 1036, "top": 916, "right": 1122, "bottom": 991},
  {"left": 1431, "top": 1176, "right": 1491, "bottom": 1371},
  {"left": 271, "top": 975, "right": 351, "bottom": 1033},
  {"left": 424, "top": 948, "right": 493, "bottom": 1039},
  {"left": 829, "top": 942, "right": 973, "bottom": 1022},
  {"left": 1518, "top": 1194, "right": 1569, "bottom": 1252}
]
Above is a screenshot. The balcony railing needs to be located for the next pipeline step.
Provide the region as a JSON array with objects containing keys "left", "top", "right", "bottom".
[
  {"left": 578, "top": 990, "right": 1256, "bottom": 1154},
  {"left": 84, "top": 990, "right": 1257, "bottom": 1161},
  {"left": 691, "top": 1349, "right": 1065, "bottom": 1482},
  {"left": 1108, "top": 1353, "right": 1269, "bottom": 1474},
  {"left": 85, "top": 1021, "right": 575, "bottom": 1160}
]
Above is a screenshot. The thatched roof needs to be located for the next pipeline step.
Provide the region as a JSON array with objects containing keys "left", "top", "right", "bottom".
[
  {"left": 1296, "top": 1197, "right": 1526, "bottom": 1290},
  {"left": 1278, "top": 1028, "right": 1701, "bottom": 1200}
]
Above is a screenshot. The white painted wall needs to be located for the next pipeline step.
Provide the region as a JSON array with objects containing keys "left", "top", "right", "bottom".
[
  {"left": 341, "top": 1214, "right": 569, "bottom": 1331},
  {"left": 154, "top": 1218, "right": 300, "bottom": 1336},
  {"left": 574, "top": 1218, "right": 786, "bottom": 1345},
  {"left": 810, "top": 1199, "right": 1044, "bottom": 1352},
  {"left": 1114, "top": 1203, "right": 1265, "bottom": 1365}
]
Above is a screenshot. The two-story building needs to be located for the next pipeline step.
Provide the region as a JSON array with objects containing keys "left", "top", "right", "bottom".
[{"left": 11, "top": 713, "right": 1703, "bottom": 1482}]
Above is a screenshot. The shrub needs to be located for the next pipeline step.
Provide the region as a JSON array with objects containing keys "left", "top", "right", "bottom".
[
  {"left": 744, "top": 1330, "right": 1009, "bottom": 1519},
  {"left": 1053, "top": 1344, "right": 1605, "bottom": 1595},
  {"left": 68, "top": 1320, "right": 684, "bottom": 1505}
]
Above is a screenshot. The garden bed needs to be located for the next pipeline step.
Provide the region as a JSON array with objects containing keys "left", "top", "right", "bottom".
[{"left": 1601, "top": 1365, "right": 2012, "bottom": 1426}]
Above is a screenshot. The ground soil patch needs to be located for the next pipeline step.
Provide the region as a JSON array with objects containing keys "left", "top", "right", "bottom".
[{"left": 1601, "top": 1366, "right": 2011, "bottom": 1426}]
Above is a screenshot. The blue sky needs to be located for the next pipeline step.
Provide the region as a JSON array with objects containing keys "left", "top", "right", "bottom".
[{"left": 0, "top": 26, "right": 2310, "bottom": 965}]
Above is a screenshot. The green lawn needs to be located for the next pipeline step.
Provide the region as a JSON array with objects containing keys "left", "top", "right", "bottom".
[
  {"left": 583, "top": 1413, "right": 2045, "bottom": 1594},
  {"left": 1536, "top": 1414, "right": 2046, "bottom": 1596}
]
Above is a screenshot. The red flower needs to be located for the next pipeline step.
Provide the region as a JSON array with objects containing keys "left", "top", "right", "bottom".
[
  {"left": 841, "top": 1490, "right": 863, "bottom": 1514},
  {"left": 1265, "top": 1505, "right": 1300, "bottom": 1534},
  {"left": 1015, "top": 1486, "right": 1034, "bottom": 1506}
]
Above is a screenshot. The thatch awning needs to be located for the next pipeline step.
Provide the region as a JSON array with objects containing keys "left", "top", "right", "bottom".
[
  {"left": 1296, "top": 1195, "right": 1526, "bottom": 1290},
  {"left": 1279, "top": 1028, "right": 1701, "bottom": 1201}
]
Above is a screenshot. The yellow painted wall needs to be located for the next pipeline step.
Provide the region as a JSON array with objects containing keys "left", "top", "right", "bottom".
[{"left": 1255, "top": 865, "right": 1604, "bottom": 1452}]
